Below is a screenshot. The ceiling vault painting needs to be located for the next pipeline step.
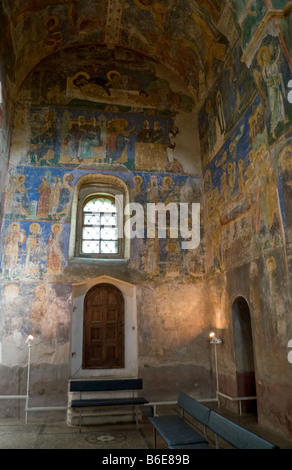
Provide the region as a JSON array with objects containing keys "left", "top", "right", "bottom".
[
  {"left": 1, "top": 0, "right": 239, "bottom": 101},
  {"left": 1, "top": 1, "right": 292, "bottom": 442}
]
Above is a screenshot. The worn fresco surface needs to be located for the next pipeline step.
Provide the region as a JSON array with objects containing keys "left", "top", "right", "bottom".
[
  {"left": 11, "top": 44, "right": 199, "bottom": 175},
  {"left": 0, "top": 41, "right": 203, "bottom": 289},
  {"left": 0, "top": 0, "right": 236, "bottom": 101},
  {"left": 232, "top": 0, "right": 266, "bottom": 50},
  {"left": 203, "top": 98, "right": 292, "bottom": 275},
  {"left": 0, "top": 64, "right": 10, "bottom": 231},
  {"left": 200, "top": 27, "right": 292, "bottom": 275},
  {"left": 199, "top": 14, "right": 292, "bottom": 438},
  {"left": 200, "top": 32, "right": 292, "bottom": 167},
  {"left": 0, "top": 166, "right": 202, "bottom": 281},
  {"left": 0, "top": 1, "right": 292, "bottom": 437},
  {"left": 0, "top": 39, "right": 203, "bottom": 376}
]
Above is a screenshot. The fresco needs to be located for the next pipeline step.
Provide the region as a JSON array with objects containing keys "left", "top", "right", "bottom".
[
  {"left": 232, "top": 0, "right": 266, "bottom": 51},
  {"left": 0, "top": 0, "right": 244, "bottom": 117},
  {"left": 272, "top": 132, "right": 292, "bottom": 282},
  {"left": 25, "top": 44, "right": 193, "bottom": 114},
  {"left": 202, "top": 94, "right": 290, "bottom": 274},
  {"left": 0, "top": 63, "right": 10, "bottom": 228},
  {"left": 271, "top": 0, "right": 288, "bottom": 8},
  {"left": 0, "top": 281, "right": 71, "bottom": 354},
  {"left": 0, "top": 165, "right": 202, "bottom": 281},
  {"left": 252, "top": 34, "right": 291, "bottom": 141},
  {"left": 199, "top": 44, "right": 256, "bottom": 167},
  {"left": 21, "top": 106, "right": 187, "bottom": 173},
  {"left": 0, "top": 79, "right": 3, "bottom": 145},
  {"left": 5, "top": 169, "right": 75, "bottom": 221},
  {"left": 277, "top": 135, "right": 292, "bottom": 233},
  {"left": 128, "top": 172, "right": 203, "bottom": 279},
  {"left": 0, "top": 58, "right": 12, "bottom": 165},
  {"left": 199, "top": 34, "right": 292, "bottom": 168},
  {"left": 10, "top": 43, "right": 196, "bottom": 173},
  {"left": 123, "top": 0, "right": 229, "bottom": 90},
  {"left": 0, "top": 219, "right": 70, "bottom": 280},
  {"left": 0, "top": 1, "right": 15, "bottom": 83}
]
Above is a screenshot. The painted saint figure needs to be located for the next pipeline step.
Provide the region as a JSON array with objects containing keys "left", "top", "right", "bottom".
[
  {"left": 29, "top": 284, "right": 49, "bottom": 337},
  {"left": 7, "top": 175, "right": 31, "bottom": 217},
  {"left": 24, "top": 223, "right": 44, "bottom": 274},
  {"left": 73, "top": 73, "right": 112, "bottom": 97},
  {"left": 2, "top": 222, "right": 26, "bottom": 269},
  {"left": 55, "top": 173, "right": 74, "bottom": 219},
  {"left": 37, "top": 177, "right": 51, "bottom": 218},
  {"left": 47, "top": 223, "right": 64, "bottom": 273},
  {"left": 255, "top": 45, "right": 288, "bottom": 139}
]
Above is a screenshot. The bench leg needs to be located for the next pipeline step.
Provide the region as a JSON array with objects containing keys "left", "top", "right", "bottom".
[
  {"left": 153, "top": 427, "right": 157, "bottom": 449},
  {"left": 215, "top": 434, "right": 219, "bottom": 449},
  {"left": 79, "top": 410, "right": 82, "bottom": 433},
  {"left": 135, "top": 406, "right": 138, "bottom": 429}
]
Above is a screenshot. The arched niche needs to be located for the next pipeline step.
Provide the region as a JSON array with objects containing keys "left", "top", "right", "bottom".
[
  {"left": 70, "top": 275, "right": 137, "bottom": 378},
  {"left": 232, "top": 296, "right": 257, "bottom": 415}
]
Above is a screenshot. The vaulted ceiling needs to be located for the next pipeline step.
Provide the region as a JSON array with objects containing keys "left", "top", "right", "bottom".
[{"left": 1, "top": 0, "right": 242, "bottom": 103}]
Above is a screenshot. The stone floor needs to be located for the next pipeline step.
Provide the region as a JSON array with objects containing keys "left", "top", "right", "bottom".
[{"left": 0, "top": 403, "right": 292, "bottom": 451}]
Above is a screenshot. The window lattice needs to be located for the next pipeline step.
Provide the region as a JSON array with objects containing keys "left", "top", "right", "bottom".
[{"left": 82, "top": 197, "right": 118, "bottom": 255}]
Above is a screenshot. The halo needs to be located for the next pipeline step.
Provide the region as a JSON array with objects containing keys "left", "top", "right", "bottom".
[
  {"left": 35, "top": 283, "right": 49, "bottom": 297},
  {"left": 52, "top": 223, "right": 62, "bottom": 233},
  {"left": 70, "top": 71, "right": 91, "bottom": 89},
  {"left": 29, "top": 222, "right": 41, "bottom": 233},
  {"left": 133, "top": 175, "right": 143, "bottom": 184},
  {"left": 3, "top": 284, "right": 20, "bottom": 298},
  {"left": 257, "top": 45, "right": 272, "bottom": 67},
  {"left": 44, "top": 112, "right": 56, "bottom": 121},
  {"left": 107, "top": 70, "right": 121, "bottom": 81},
  {"left": 162, "top": 176, "right": 173, "bottom": 187},
  {"left": 45, "top": 15, "right": 60, "bottom": 31},
  {"left": 64, "top": 172, "right": 74, "bottom": 182},
  {"left": 9, "top": 221, "right": 20, "bottom": 231},
  {"left": 134, "top": 0, "right": 156, "bottom": 10},
  {"left": 280, "top": 144, "right": 292, "bottom": 170}
]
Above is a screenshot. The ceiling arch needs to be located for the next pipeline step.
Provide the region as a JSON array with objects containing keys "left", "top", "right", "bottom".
[{"left": 1, "top": 0, "right": 240, "bottom": 102}]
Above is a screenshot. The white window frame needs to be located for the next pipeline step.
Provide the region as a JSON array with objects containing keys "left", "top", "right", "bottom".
[
  {"left": 76, "top": 187, "right": 124, "bottom": 259},
  {"left": 69, "top": 174, "right": 130, "bottom": 261},
  {"left": 80, "top": 194, "right": 119, "bottom": 257}
]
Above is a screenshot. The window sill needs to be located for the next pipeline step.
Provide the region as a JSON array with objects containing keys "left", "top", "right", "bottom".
[{"left": 69, "top": 257, "right": 129, "bottom": 264}]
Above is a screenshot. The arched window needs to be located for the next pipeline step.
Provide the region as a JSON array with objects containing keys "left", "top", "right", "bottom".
[
  {"left": 70, "top": 174, "right": 129, "bottom": 260},
  {"left": 81, "top": 195, "right": 119, "bottom": 256}
]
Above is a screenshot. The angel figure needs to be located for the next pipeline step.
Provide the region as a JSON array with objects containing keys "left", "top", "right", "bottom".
[{"left": 254, "top": 45, "right": 288, "bottom": 139}]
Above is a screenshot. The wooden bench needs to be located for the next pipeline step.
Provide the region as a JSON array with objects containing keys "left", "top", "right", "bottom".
[
  {"left": 207, "top": 410, "right": 278, "bottom": 449},
  {"left": 69, "top": 378, "right": 148, "bottom": 432},
  {"left": 149, "top": 392, "right": 278, "bottom": 450},
  {"left": 149, "top": 392, "right": 212, "bottom": 449}
]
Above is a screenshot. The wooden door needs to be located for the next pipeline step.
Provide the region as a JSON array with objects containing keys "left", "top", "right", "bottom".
[{"left": 83, "top": 284, "right": 124, "bottom": 369}]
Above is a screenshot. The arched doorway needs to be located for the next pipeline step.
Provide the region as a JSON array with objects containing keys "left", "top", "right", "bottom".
[
  {"left": 83, "top": 283, "right": 124, "bottom": 369},
  {"left": 232, "top": 297, "right": 257, "bottom": 415}
]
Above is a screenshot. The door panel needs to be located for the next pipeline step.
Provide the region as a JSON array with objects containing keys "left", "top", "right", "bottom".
[{"left": 83, "top": 283, "right": 124, "bottom": 369}]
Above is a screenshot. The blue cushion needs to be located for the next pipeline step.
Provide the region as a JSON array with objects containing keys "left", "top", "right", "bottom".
[
  {"left": 177, "top": 392, "right": 211, "bottom": 427},
  {"left": 149, "top": 416, "right": 208, "bottom": 446},
  {"left": 71, "top": 397, "right": 147, "bottom": 407},
  {"left": 70, "top": 379, "right": 143, "bottom": 392},
  {"left": 208, "top": 411, "right": 278, "bottom": 449},
  {"left": 169, "top": 443, "right": 212, "bottom": 449}
]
